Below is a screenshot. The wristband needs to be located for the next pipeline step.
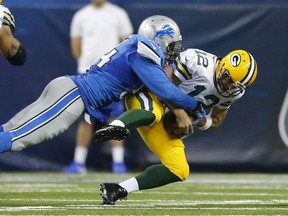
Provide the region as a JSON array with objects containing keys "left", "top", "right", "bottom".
[
  {"left": 6, "top": 43, "right": 26, "bottom": 66},
  {"left": 198, "top": 116, "right": 212, "bottom": 130}
]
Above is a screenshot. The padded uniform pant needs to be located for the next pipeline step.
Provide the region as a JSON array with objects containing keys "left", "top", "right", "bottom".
[
  {"left": 125, "top": 89, "right": 190, "bottom": 181},
  {"left": 2, "top": 76, "right": 85, "bottom": 152}
]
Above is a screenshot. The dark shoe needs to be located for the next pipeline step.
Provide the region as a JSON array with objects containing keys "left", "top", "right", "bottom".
[
  {"left": 94, "top": 125, "right": 130, "bottom": 142},
  {"left": 100, "top": 183, "right": 128, "bottom": 205}
]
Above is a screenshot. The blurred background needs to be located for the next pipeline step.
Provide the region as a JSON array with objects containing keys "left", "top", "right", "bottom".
[{"left": 0, "top": 0, "right": 287, "bottom": 172}]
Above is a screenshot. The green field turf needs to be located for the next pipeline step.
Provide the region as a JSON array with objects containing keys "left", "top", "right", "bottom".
[{"left": 0, "top": 172, "right": 287, "bottom": 215}]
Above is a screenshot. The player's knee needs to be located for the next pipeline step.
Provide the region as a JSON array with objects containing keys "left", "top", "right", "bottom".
[
  {"left": 178, "top": 163, "right": 190, "bottom": 181},
  {"left": 171, "top": 162, "right": 190, "bottom": 181},
  {"left": 180, "top": 162, "right": 190, "bottom": 181},
  {"left": 153, "top": 109, "right": 163, "bottom": 123}
]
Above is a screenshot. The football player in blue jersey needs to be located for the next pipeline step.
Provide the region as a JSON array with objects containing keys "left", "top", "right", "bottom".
[
  {"left": 0, "top": 16, "right": 204, "bottom": 160},
  {"left": 0, "top": 3, "right": 26, "bottom": 66},
  {"left": 93, "top": 15, "right": 258, "bottom": 206},
  {"left": 94, "top": 16, "right": 258, "bottom": 204},
  {"left": 96, "top": 48, "right": 258, "bottom": 205}
]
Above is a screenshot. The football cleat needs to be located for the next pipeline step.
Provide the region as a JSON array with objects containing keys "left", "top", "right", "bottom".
[
  {"left": 94, "top": 125, "right": 130, "bottom": 142},
  {"left": 100, "top": 183, "right": 128, "bottom": 205}
]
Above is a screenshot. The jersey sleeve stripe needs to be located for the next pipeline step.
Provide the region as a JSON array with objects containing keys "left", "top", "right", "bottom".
[
  {"left": 3, "top": 12, "right": 15, "bottom": 27},
  {"left": 176, "top": 62, "right": 191, "bottom": 80}
]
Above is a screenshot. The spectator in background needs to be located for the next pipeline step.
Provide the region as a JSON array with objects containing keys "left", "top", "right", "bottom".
[
  {"left": 63, "top": 0, "right": 133, "bottom": 174},
  {"left": 0, "top": 3, "right": 26, "bottom": 66}
]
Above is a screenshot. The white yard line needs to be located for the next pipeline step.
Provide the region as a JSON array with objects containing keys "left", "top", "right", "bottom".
[{"left": 1, "top": 205, "right": 288, "bottom": 212}]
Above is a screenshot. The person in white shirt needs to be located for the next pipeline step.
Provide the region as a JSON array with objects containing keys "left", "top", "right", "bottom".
[{"left": 63, "top": 0, "right": 133, "bottom": 174}]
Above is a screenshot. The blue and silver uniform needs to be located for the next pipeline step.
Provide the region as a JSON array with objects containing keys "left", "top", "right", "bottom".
[
  {"left": 0, "top": 35, "right": 199, "bottom": 153},
  {"left": 71, "top": 35, "right": 198, "bottom": 122}
]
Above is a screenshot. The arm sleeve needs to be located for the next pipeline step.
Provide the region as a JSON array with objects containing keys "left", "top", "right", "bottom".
[{"left": 129, "top": 53, "right": 198, "bottom": 111}]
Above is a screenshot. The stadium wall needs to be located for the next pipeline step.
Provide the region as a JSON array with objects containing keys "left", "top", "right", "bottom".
[{"left": 0, "top": 0, "right": 287, "bottom": 172}]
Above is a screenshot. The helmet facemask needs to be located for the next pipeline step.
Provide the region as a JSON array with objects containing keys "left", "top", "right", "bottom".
[
  {"left": 215, "top": 65, "right": 246, "bottom": 98},
  {"left": 163, "top": 40, "right": 183, "bottom": 65}
]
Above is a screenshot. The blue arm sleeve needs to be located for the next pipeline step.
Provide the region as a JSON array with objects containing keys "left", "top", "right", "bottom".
[{"left": 129, "top": 53, "right": 198, "bottom": 111}]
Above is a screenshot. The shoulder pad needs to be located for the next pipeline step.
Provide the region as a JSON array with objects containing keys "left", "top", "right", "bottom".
[
  {"left": 174, "top": 49, "right": 198, "bottom": 81},
  {"left": 137, "top": 41, "right": 162, "bottom": 66}
]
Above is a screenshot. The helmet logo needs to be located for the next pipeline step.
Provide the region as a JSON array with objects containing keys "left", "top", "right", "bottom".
[
  {"left": 230, "top": 53, "right": 241, "bottom": 67},
  {"left": 154, "top": 24, "right": 174, "bottom": 38}
]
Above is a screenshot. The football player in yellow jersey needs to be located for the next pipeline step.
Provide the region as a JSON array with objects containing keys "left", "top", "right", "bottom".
[
  {"left": 95, "top": 48, "right": 258, "bottom": 205},
  {"left": 0, "top": 3, "right": 26, "bottom": 66}
]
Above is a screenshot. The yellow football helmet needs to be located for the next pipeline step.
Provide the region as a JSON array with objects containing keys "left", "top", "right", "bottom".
[{"left": 215, "top": 49, "right": 258, "bottom": 97}]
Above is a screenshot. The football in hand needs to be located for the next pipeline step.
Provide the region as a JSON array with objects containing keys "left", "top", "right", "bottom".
[{"left": 163, "top": 110, "right": 196, "bottom": 138}]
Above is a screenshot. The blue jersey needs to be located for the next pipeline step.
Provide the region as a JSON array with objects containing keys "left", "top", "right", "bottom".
[{"left": 70, "top": 35, "right": 198, "bottom": 122}]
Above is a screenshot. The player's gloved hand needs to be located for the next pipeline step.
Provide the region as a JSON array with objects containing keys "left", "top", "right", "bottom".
[
  {"left": 191, "top": 102, "right": 206, "bottom": 127},
  {"left": 3, "top": 8, "right": 16, "bottom": 34}
]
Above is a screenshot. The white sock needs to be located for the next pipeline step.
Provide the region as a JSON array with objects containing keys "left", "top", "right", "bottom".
[
  {"left": 119, "top": 177, "right": 139, "bottom": 193},
  {"left": 74, "top": 146, "right": 88, "bottom": 165},
  {"left": 109, "top": 120, "right": 125, "bottom": 127},
  {"left": 111, "top": 144, "right": 124, "bottom": 163}
]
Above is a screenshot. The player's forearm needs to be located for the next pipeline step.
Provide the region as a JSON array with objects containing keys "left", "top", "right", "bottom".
[
  {"left": 0, "top": 26, "right": 17, "bottom": 55},
  {"left": 0, "top": 30, "right": 26, "bottom": 66}
]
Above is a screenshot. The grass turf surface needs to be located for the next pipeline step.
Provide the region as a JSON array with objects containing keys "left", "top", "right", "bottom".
[{"left": 0, "top": 173, "right": 287, "bottom": 215}]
